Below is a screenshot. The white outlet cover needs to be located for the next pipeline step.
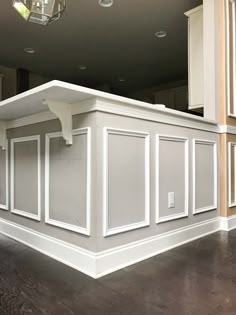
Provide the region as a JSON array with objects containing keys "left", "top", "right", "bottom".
[{"left": 168, "top": 192, "right": 175, "bottom": 208}]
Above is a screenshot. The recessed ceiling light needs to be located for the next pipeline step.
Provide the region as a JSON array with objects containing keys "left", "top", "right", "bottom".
[
  {"left": 24, "top": 47, "right": 35, "bottom": 54},
  {"left": 77, "top": 65, "right": 87, "bottom": 70},
  {"left": 118, "top": 77, "right": 126, "bottom": 82},
  {"left": 155, "top": 31, "right": 167, "bottom": 38},
  {"left": 98, "top": 0, "right": 113, "bottom": 8}
]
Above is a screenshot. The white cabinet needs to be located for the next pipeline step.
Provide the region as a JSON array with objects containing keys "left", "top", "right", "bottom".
[{"left": 185, "top": 5, "right": 204, "bottom": 110}]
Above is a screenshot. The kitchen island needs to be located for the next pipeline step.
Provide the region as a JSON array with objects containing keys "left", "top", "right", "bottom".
[{"left": 0, "top": 80, "right": 220, "bottom": 278}]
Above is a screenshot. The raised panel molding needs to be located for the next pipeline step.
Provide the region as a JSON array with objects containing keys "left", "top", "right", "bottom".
[
  {"left": 192, "top": 139, "right": 217, "bottom": 214},
  {"left": 45, "top": 128, "right": 91, "bottom": 236},
  {"left": 103, "top": 127, "right": 150, "bottom": 237},
  {"left": 226, "top": 0, "right": 236, "bottom": 115},
  {"left": 0, "top": 141, "right": 9, "bottom": 211},
  {"left": 228, "top": 142, "right": 236, "bottom": 207},
  {"left": 10, "top": 135, "right": 41, "bottom": 221},
  {"left": 156, "top": 135, "right": 189, "bottom": 223}
]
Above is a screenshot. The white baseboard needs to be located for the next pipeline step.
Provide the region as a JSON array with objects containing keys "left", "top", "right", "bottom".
[
  {"left": 220, "top": 215, "right": 236, "bottom": 231},
  {"left": 96, "top": 217, "right": 221, "bottom": 277},
  {"left": 0, "top": 217, "right": 222, "bottom": 279},
  {"left": 0, "top": 218, "right": 97, "bottom": 278}
]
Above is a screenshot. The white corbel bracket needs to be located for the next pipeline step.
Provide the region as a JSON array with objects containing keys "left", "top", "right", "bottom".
[
  {"left": 44, "top": 100, "right": 73, "bottom": 145},
  {"left": 0, "top": 121, "right": 7, "bottom": 150}
]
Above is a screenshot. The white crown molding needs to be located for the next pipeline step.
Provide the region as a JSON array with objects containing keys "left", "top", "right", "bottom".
[
  {"left": 45, "top": 128, "right": 91, "bottom": 236},
  {"left": 5, "top": 96, "right": 219, "bottom": 133},
  {"left": 7, "top": 111, "right": 57, "bottom": 129},
  {"left": 10, "top": 135, "right": 41, "bottom": 221},
  {"left": 184, "top": 4, "right": 203, "bottom": 17},
  {"left": 103, "top": 127, "right": 150, "bottom": 237},
  {"left": 218, "top": 124, "right": 236, "bottom": 134},
  {"left": 156, "top": 135, "right": 189, "bottom": 223}
]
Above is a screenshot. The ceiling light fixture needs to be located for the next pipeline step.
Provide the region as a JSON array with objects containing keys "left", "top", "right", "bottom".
[
  {"left": 24, "top": 47, "right": 35, "bottom": 54},
  {"left": 98, "top": 0, "right": 113, "bottom": 8},
  {"left": 12, "top": 0, "right": 66, "bottom": 25},
  {"left": 155, "top": 31, "right": 167, "bottom": 38},
  {"left": 118, "top": 77, "right": 126, "bottom": 82},
  {"left": 78, "top": 65, "right": 87, "bottom": 70}
]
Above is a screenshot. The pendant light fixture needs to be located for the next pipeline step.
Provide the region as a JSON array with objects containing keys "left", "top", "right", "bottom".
[{"left": 12, "top": 0, "right": 66, "bottom": 25}]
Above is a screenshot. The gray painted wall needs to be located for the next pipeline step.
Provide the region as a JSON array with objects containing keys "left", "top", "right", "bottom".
[
  {"left": 48, "top": 133, "right": 87, "bottom": 228},
  {"left": 0, "top": 109, "right": 219, "bottom": 253},
  {"left": 195, "top": 142, "right": 215, "bottom": 209},
  {"left": 159, "top": 137, "right": 187, "bottom": 218},
  {"left": 13, "top": 140, "right": 38, "bottom": 215},
  {"left": 107, "top": 132, "right": 146, "bottom": 229},
  {"left": 0, "top": 113, "right": 98, "bottom": 251},
  {"left": 95, "top": 112, "right": 219, "bottom": 251}
]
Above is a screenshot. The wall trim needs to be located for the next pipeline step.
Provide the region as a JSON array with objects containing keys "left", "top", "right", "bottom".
[
  {"left": 103, "top": 127, "right": 150, "bottom": 237},
  {"left": 218, "top": 124, "right": 236, "bottom": 134},
  {"left": 156, "top": 135, "right": 189, "bottom": 223},
  {"left": 0, "top": 217, "right": 96, "bottom": 278},
  {"left": 192, "top": 139, "right": 217, "bottom": 214},
  {"left": 6, "top": 97, "right": 219, "bottom": 134},
  {"left": 7, "top": 111, "right": 56, "bottom": 129},
  {"left": 221, "top": 215, "right": 236, "bottom": 231},
  {"left": 10, "top": 135, "right": 41, "bottom": 221},
  {"left": 0, "top": 141, "right": 9, "bottom": 211},
  {"left": 228, "top": 142, "right": 236, "bottom": 207},
  {"left": 0, "top": 216, "right": 221, "bottom": 279},
  {"left": 45, "top": 128, "right": 91, "bottom": 236},
  {"left": 226, "top": 0, "right": 236, "bottom": 116}
]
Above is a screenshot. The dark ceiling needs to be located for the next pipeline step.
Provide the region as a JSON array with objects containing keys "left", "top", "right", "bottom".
[{"left": 0, "top": 0, "right": 202, "bottom": 96}]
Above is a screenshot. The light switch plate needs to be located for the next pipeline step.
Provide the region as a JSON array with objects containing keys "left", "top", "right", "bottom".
[{"left": 168, "top": 192, "right": 175, "bottom": 208}]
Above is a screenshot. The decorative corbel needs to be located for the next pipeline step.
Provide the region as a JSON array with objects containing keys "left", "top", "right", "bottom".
[
  {"left": 44, "top": 100, "right": 73, "bottom": 145},
  {"left": 0, "top": 121, "right": 7, "bottom": 150}
]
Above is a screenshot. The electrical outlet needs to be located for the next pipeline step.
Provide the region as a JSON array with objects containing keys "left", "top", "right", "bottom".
[{"left": 168, "top": 192, "right": 175, "bottom": 208}]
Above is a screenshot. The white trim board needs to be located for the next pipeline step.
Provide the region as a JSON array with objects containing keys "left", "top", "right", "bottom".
[
  {"left": 0, "top": 141, "right": 9, "bottom": 211},
  {"left": 226, "top": 0, "right": 236, "bottom": 116},
  {"left": 45, "top": 128, "right": 91, "bottom": 236},
  {"left": 0, "top": 80, "right": 218, "bottom": 133},
  {"left": 218, "top": 125, "right": 236, "bottom": 135},
  {"left": 221, "top": 215, "right": 236, "bottom": 231},
  {"left": 0, "top": 217, "right": 222, "bottom": 279},
  {"left": 103, "top": 127, "right": 150, "bottom": 236},
  {"left": 10, "top": 135, "right": 41, "bottom": 221},
  {"left": 228, "top": 142, "right": 236, "bottom": 207},
  {"left": 156, "top": 135, "right": 189, "bottom": 223},
  {"left": 192, "top": 139, "right": 217, "bottom": 214}
]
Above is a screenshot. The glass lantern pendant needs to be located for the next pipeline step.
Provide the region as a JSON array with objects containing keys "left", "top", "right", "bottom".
[{"left": 12, "top": 0, "right": 66, "bottom": 25}]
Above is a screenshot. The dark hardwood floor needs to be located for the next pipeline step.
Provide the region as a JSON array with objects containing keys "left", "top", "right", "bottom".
[{"left": 0, "top": 231, "right": 235, "bottom": 314}]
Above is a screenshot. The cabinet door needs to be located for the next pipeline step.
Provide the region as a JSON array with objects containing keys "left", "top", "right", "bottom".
[{"left": 185, "top": 6, "right": 204, "bottom": 109}]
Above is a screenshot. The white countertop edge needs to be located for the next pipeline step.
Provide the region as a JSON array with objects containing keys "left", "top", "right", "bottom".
[{"left": 0, "top": 80, "right": 217, "bottom": 126}]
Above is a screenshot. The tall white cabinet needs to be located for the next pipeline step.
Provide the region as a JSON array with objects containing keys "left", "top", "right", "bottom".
[{"left": 185, "top": 5, "right": 204, "bottom": 110}]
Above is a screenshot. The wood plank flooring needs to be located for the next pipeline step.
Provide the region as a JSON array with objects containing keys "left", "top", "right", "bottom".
[{"left": 0, "top": 230, "right": 235, "bottom": 314}]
